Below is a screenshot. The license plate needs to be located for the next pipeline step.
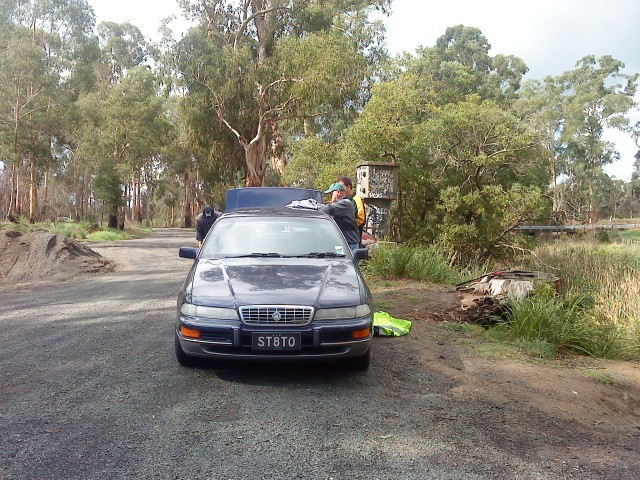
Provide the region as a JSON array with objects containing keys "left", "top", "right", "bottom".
[{"left": 252, "top": 332, "right": 301, "bottom": 351}]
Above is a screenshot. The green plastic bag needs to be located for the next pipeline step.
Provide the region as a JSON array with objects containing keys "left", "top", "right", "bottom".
[{"left": 372, "top": 311, "right": 412, "bottom": 337}]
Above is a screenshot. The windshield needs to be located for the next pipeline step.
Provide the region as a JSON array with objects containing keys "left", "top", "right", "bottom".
[{"left": 200, "top": 216, "right": 349, "bottom": 258}]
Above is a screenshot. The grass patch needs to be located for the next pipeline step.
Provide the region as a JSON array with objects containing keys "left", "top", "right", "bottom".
[
  {"left": 503, "top": 242, "right": 640, "bottom": 360},
  {"left": 513, "top": 337, "right": 557, "bottom": 359},
  {"left": 373, "top": 300, "right": 394, "bottom": 312},
  {"left": 363, "top": 243, "right": 460, "bottom": 284},
  {"left": 1, "top": 219, "right": 151, "bottom": 242},
  {"left": 617, "top": 230, "right": 640, "bottom": 241},
  {"left": 86, "top": 229, "right": 132, "bottom": 241},
  {"left": 473, "top": 342, "right": 524, "bottom": 360},
  {"left": 441, "top": 322, "right": 484, "bottom": 335},
  {"left": 582, "top": 369, "right": 616, "bottom": 386}
]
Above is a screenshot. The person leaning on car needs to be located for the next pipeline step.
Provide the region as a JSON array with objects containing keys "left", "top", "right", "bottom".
[
  {"left": 320, "top": 182, "right": 361, "bottom": 253},
  {"left": 195, "top": 206, "right": 218, "bottom": 248},
  {"left": 338, "top": 176, "right": 366, "bottom": 246}
]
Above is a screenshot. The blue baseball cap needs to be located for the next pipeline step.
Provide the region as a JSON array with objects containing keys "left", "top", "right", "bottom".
[{"left": 324, "top": 182, "right": 346, "bottom": 194}]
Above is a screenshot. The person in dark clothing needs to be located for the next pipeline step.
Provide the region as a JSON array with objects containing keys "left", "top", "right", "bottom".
[
  {"left": 320, "top": 182, "right": 360, "bottom": 253},
  {"left": 195, "top": 206, "right": 218, "bottom": 247},
  {"left": 338, "top": 176, "right": 366, "bottom": 247}
]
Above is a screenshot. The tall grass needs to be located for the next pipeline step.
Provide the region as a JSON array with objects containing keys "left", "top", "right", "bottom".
[
  {"left": 509, "top": 241, "right": 640, "bottom": 359},
  {"left": 86, "top": 229, "right": 131, "bottom": 241},
  {"left": 364, "top": 240, "right": 640, "bottom": 360},
  {"left": 362, "top": 244, "right": 468, "bottom": 283},
  {"left": 363, "top": 243, "right": 461, "bottom": 284},
  {"left": 49, "top": 221, "right": 90, "bottom": 239}
]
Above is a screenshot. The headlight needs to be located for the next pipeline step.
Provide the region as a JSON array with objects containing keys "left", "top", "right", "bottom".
[
  {"left": 314, "top": 304, "right": 370, "bottom": 320},
  {"left": 180, "top": 303, "right": 239, "bottom": 320}
]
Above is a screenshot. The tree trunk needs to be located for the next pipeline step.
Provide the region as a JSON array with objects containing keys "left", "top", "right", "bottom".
[
  {"left": 8, "top": 163, "right": 19, "bottom": 219},
  {"left": 145, "top": 186, "right": 152, "bottom": 227},
  {"left": 29, "top": 154, "right": 38, "bottom": 224},
  {"left": 42, "top": 165, "right": 49, "bottom": 220},
  {"left": 134, "top": 171, "right": 142, "bottom": 223},
  {"left": 183, "top": 166, "right": 193, "bottom": 228},
  {"left": 252, "top": 0, "right": 277, "bottom": 65},
  {"left": 245, "top": 134, "right": 267, "bottom": 186},
  {"left": 117, "top": 204, "right": 125, "bottom": 230},
  {"left": 587, "top": 156, "right": 595, "bottom": 224},
  {"left": 270, "top": 124, "right": 287, "bottom": 177},
  {"left": 550, "top": 156, "right": 559, "bottom": 222}
]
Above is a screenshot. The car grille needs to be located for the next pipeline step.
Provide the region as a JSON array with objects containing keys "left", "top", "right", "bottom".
[{"left": 239, "top": 305, "right": 313, "bottom": 326}]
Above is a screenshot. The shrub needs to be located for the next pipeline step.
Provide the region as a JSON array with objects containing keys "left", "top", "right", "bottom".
[
  {"left": 363, "top": 243, "right": 459, "bottom": 283},
  {"left": 87, "top": 229, "right": 130, "bottom": 241},
  {"left": 499, "top": 279, "right": 639, "bottom": 360}
]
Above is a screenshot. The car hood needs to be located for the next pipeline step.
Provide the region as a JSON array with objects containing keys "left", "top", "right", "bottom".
[{"left": 188, "top": 258, "right": 365, "bottom": 308}]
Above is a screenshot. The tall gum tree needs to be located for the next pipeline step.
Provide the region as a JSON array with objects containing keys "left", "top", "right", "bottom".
[
  {"left": 176, "top": 0, "right": 389, "bottom": 186},
  {"left": 559, "top": 55, "right": 638, "bottom": 222},
  {"left": 0, "top": 0, "right": 95, "bottom": 222}
]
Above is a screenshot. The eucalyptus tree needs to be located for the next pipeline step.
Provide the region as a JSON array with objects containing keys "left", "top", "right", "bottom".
[
  {"left": 97, "top": 21, "right": 150, "bottom": 85},
  {"left": 95, "top": 66, "right": 169, "bottom": 228},
  {"left": 404, "top": 25, "right": 528, "bottom": 107},
  {"left": 339, "top": 26, "right": 548, "bottom": 260},
  {"left": 558, "top": 55, "right": 638, "bottom": 222},
  {"left": 515, "top": 78, "right": 567, "bottom": 221},
  {"left": 0, "top": 0, "right": 96, "bottom": 222},
  {"left": 175, "top": 0, "right": 390, "bottom": 186}
]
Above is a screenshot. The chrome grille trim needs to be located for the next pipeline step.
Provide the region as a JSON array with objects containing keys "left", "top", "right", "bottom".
[{"left": 239, "top": 305, "right": 314, "bottom": 326}]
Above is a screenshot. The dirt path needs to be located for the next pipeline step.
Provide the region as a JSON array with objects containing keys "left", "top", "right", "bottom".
[{"left": 0, "top": 228, "right": 638, "bottom": 479}]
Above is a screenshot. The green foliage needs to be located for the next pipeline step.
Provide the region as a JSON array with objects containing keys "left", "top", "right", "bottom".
[
  {"left": 49, "top": 222, "right": 90, "bottom": 240},
  {"left": 362, "top": 243, "right": 458, "bottom": 283},
  {"left": 441, "top": 322, "right": 484, "bottom": 335},
  {"left": 582, "top": 369, "right": 616, "bottom": 386},
  {"left": 502, "top": 243, "right": 640, "bottom": 359},
  {"left": 282, "top": 136, "right": 342, "bottom": 189},
  {"left": 93, "top": 157, "right": 123, "bottom": 217},
  {"left": 86, "top": 229, "right": 131, "bottom": 241},
  {"left": 174, "top": 0, "right": 386, "bottom": 186},
  {"left": 363, "top": 244, "right": 415, "bottom": 279},
  {"left": 399, "top": 96, "right": 547, "bottom": 259}
]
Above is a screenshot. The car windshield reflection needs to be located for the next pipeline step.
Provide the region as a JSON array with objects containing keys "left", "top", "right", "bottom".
[{"left": 200, "top": 217, "right": 349, "bottom": 259}]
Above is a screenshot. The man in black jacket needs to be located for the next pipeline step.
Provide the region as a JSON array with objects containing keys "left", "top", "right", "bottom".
[
  {"left": 320, "top": 183, "right": 360, "bottom": 253},
  {"left": 195, "top": 206, "right": 218, "bottom": 248}
]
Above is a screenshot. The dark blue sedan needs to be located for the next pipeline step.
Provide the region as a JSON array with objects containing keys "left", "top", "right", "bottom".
[{"left": 175, "top": 205, "right": 372, "bottom": 369}]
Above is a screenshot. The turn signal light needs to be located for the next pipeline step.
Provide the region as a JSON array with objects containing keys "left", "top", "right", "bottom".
[
  {"left": 180, "top": 326, "right": 201, "bottom": 339},
  {"left": 352, "top": 327, "right": 371, "bottom": 339}
]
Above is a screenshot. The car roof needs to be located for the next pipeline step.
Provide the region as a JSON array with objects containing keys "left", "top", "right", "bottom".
[
  {"left": 219, "top": 207, "right": 330, "bottom": 219},
  {"left": 225, "top": 187, "right": 324, "bottom": 211}
]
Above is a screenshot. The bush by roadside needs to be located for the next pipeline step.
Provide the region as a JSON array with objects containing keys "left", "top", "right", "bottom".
[
  {"left": 363, "top": 241, "right": 640, "bottom": 361},
  {"left": 0, "top": 219, "right": 153, "bottom": 241}
]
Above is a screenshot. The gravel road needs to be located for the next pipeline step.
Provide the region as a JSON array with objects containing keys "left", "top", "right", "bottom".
[{"left": 0, "top": 228, "right": 636, "bottom": 479}]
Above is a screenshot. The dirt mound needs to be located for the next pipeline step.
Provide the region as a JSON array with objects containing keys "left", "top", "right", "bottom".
[{"left": 0, "top": 230, "right": 113, "bottom": 285}]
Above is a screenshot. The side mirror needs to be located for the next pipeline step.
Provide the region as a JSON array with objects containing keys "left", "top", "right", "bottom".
[
  {"left": 179, "top": 247, "right": 198, "bottom": 259},
  {"left": 353, "top": 248, "right": 369, "bottom": 260}
]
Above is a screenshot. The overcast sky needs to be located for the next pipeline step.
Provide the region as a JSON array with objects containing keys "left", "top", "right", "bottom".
[{"left": 88, "top": 0, "right": 640, "bottom": 180}]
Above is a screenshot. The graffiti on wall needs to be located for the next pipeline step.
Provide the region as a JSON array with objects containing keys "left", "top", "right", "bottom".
[
  {"left": 365, "top": 203, "right": 390, "bottom": 238},
  {"left": 363, "top": 167, "right": 396, "bottom": 199}
]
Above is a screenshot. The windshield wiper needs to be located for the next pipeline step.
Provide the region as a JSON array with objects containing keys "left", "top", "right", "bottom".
[
  {"left": 294, "top": 252, "right": 346, "bottom": 258},
  {"left": 225, "top": 252, "right": 284, "bottom": 258}
]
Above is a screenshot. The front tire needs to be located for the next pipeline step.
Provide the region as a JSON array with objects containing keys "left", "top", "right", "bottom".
[
  {"left": 350, "top": 349, "right": 371, "bottom": 371},
  {"left": 175, "top": 334, "right": 199, "bottom": 367}
]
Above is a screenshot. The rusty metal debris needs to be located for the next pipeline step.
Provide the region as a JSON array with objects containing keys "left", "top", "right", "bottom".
[{"left": 454, "top": 270, "right": 561, "bottom": 324}]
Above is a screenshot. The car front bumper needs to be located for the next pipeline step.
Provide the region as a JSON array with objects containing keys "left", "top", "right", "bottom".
[{"left": 176, "top": 315, "right": 372, "bottom": 360}]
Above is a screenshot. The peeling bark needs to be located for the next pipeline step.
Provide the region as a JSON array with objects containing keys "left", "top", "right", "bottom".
[
  {"left": 270, "top": 123, "right": 287, "bottom": 177},
  {"left": 245, "top": 135, "right": 268, "bottom": 186}
]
